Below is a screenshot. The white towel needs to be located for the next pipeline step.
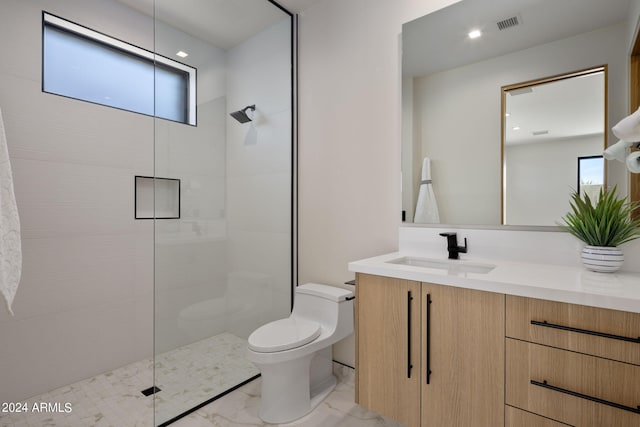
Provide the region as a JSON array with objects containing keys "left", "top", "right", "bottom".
[
  {"left": 612, "top": 107, "right": 640, "bottom": 141},
  {"left": 414, "top": 157, "right": 440, "bottom": 224},
  {"left": 0, "top": 108, "right": 21, "bottom": 315}
]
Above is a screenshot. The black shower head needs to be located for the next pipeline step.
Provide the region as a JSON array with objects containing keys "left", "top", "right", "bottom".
[{"left": 230, "top": 105, "right": 255, "bottom": 123}]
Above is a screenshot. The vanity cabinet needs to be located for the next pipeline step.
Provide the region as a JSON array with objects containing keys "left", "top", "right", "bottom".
[
  {"left": 356, "top": 274, "right": 421, "bottom": 426},
  {"left": 355, "top": 273, "right": 505, "bottom": 427},
  {"left": 505, "top": 296, "right": 640, "bottom": 427}
]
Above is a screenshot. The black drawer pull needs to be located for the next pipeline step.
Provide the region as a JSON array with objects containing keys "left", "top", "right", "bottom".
[
  {"left": 531, "top": 320, "right": 640, "bottom": 344},
  {"left": 407, "top": 290, "right": 413, "bottom": 378},
  {"left": 531, "top": 380, "right": 640, "bottom": 415}
]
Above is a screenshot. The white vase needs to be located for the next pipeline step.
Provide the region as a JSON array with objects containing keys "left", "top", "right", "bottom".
[{"left": 580, "top": 246, "right": 624, "bottom": 273}]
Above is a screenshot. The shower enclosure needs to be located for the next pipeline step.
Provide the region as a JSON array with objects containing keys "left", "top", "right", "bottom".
[
  {"left": 150, "top": 0, "right": 294, "bottom": 424},
  {"left": 0, "top": 1, "right": 293, "bottom": 426}
]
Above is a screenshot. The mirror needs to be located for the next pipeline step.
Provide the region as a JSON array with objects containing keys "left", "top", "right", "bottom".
[
  {"left": 502, "top": 67, "right": 606, "bottom": 226},
  {"left": 402, "top": 0, "right": 631, "bottom": 227}
]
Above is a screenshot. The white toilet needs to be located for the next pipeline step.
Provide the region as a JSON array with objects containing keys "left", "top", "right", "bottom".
[{"left": 247, "top": 283, "right": 354, "bottom": 423}]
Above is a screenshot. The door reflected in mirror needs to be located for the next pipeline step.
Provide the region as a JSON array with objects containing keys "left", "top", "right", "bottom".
[{"left": 502, "top": 67, "right": 606, "bottom": 226}]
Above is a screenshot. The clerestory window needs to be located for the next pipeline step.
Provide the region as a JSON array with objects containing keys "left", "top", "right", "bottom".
[{"left": 42, "top": 12, "right": 196, "bottom": 126}]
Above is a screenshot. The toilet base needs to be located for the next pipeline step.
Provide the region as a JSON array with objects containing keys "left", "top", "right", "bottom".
[
  {"left": 255, "top": 349, "right": 337, "bottom": 424},
  {"left": 308, "top": 374, "right": 337, "bottom": 412}
]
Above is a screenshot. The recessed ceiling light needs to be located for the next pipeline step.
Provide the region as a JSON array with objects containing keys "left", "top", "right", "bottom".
[
  {"left": 512, "top": 126, "right": 521, "bottom": 131},
  {"left": 505, "top": 112, "right": 511, "bottom": 117},
  {"left": 176, "top": 51, "right": 189, "bottom": 58},
  {"left": 468, "top": 30, "right": 482, "bottom": 39}
]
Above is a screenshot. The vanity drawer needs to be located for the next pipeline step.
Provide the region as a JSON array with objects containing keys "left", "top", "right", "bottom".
[
  {"left": 505, "top": 406, "right": 572, "bottom": 427},
  {"left": 506, "top": 295, "right": 640, "bottom": 365},
  {"left": 506, "top": 339, "right": 640, "bottom": 426}
]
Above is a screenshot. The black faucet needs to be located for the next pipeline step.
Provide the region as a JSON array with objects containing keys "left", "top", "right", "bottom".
[{"left": 439, "top": 232, "right": 467, "bottom": 259}]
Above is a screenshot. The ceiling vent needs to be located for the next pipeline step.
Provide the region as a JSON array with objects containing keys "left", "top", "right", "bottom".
[
  {"left": 508, "top": 87, "right": 533, "bottom": 96},
  {"left": 532, "top": 130, "right": 549, "bottom": 136},
  {"left": 497, "top": 15, "right": 521, "bottom": 31}
]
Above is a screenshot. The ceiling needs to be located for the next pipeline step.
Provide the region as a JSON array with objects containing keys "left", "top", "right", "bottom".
[
  {"left": 403, "top": 0, "right": 629, "bottom": 147},
  {"left": 504, "top": 70, "right": 605, "bottom": 145},
  {"left": 116, "top": 0, "right": 323, "bottom": 49},
  {"left": 403, "top": 0, "right": 630, "bottom": 78}
]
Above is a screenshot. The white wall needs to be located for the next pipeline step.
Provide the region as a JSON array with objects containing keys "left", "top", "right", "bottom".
[
  {"left": 0, "top": 0, "right": 154, "bottom": 402},
  {"left": 628, "top": 0, "right": 640, "bottom": 51},
  {"left": 505, "top": 134, "right": 603, "bottom": 225},
  {"left": 297, "top": 0, "right": 458, "bottom": 366},
  {"left": 412, "top": 23, "right": 627, "bottom": 225},
  {"left": 401, "top": 77, "right": 416, "bottom": 222}
]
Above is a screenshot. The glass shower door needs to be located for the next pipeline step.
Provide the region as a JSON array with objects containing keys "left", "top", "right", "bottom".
[{"left": 152, "top": 1, "right": 293, "bottom": 425}]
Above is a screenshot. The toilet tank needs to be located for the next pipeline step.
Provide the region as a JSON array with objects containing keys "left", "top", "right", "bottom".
[{"left": 292, "top": 283, "right": 353, "bottom": 334}]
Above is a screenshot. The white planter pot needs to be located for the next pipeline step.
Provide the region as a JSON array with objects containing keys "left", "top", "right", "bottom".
[{"left": 581, "top": 246, "right": 624, "bottom": 273}]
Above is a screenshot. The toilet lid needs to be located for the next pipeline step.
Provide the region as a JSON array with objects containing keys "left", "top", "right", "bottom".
[{"left": 248, "top": 318, "right": 321, "bottom": 353}]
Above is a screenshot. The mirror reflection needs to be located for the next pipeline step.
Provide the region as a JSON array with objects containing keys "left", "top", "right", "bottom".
[
  {"left": 502, "top": 67, "right": 606, "bottom": 226},
  {"left": 402, "top": 0, "right": 631, "bottom": 227}
]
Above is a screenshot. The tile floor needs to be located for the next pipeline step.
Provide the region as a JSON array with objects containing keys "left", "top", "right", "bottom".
[
  {"left": 154, "top": 333, "right": 258, "bottom": 424},
  {"left": 0, "top": 334, "right": 399, "bottom": 427},
  {"left": 170, "top": 364, "right": 402, "bottom": 427}
]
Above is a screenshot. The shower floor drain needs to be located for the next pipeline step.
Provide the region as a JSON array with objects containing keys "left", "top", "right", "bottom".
[{"left": 141, "top": 386, "right": 161, "bottom": 396}]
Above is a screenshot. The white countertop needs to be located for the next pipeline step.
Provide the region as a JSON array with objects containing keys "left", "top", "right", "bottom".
[{"left": 348, "top": 252, "right": 640, "bottom": 313}]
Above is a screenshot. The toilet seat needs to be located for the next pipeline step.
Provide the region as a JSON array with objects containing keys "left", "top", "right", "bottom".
[{"left": 248, "top": 318, "right": 321, "bottom": 353}]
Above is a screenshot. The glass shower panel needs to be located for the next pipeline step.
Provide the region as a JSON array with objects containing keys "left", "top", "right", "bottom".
[{"left": 152, "top": 1, "right": 293, "bottom": 425}]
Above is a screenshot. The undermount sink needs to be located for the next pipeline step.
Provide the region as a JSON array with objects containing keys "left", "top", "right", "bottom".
[{"left": 386, "top": 256, "right": 496, "bottom": 274}]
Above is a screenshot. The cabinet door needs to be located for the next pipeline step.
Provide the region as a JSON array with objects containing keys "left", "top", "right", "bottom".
[
  {"left": 421, "top": 283, "right": 504, "bottom": 427},
  {"left": 356, "top": 273, "right": 421, "bottom": 427}
]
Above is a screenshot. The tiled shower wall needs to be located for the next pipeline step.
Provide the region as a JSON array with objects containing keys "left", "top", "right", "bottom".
[
  {"left": 0, "top": 0, "right": 155, "bottom": 403},
  {"left": 0, "top": 0, "right": 294, "bottom": 404}
]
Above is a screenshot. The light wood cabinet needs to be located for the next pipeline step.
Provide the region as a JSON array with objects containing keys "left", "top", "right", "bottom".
[
  {"left": 421, "top": 283, "right": 504, "bottom": 427},
  {"left": 505, "top": 406, "right": 570, "bottom": 427},
  {"left": 506, "top": 339, "right": 640, "bottom": 426},
  {"left": 506, "top": 296, "right": 640, "bottom": 426},
  {"left": 356, "top": 274, "right": 505, "bottom": 427},
  {"left": 506, "top": 295, "right": 640, "bottom": 365},
  {"left": 356, "top": 273, "right": 421, "bottom": 426},
  {"left": 356, "top": 275, "right": 640, "bottom": 427}
]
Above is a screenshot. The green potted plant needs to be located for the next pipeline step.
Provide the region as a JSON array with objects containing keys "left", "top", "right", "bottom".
[{"left": 560, "top": 186, "right": 640, "bottom": 272}]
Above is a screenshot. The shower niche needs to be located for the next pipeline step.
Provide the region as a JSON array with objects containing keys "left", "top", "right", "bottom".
[{"left": 135, "top": 176, "right": 180, "bottom": 219}]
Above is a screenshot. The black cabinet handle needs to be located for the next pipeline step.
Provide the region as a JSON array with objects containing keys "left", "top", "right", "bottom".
[
  {"left": 531, "top": 320, "right": 640, "bottom": 344},
  {"left": 426, "top": 293, "right": 432, "bottom": 384},
  {"left": 407, "top": 291, "right": 413, "bottom": 378},
  {"left": 531, "top": 380, "right": 640, "bottom": 414}
]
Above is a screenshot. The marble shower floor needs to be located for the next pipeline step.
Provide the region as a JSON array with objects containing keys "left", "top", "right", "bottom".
[
  {"left": 0, "top": 334, "right": 400, "bottom": 427},
  {"left": 0, "top": 333, "right": 257, "bottom": 427}
]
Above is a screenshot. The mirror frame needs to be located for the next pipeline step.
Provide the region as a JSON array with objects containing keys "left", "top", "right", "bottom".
[
  {"left": 500, "top": 65, "right": 608, "bottom": 225},
  {"left": 630, "top": 32, "right": 640, "bottom": 220}
]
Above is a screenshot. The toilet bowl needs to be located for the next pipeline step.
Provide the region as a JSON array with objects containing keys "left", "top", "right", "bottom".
[{"left": 247, "top": 283, "right": 354, "bottom": 424}]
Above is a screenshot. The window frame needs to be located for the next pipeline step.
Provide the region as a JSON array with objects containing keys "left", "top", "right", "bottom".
[
  {"left": 577, "top": 154, "right": 604, "bottom": 196},
  {"left": 42, "top": 11, "right": 197, "bottom": 126}
]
